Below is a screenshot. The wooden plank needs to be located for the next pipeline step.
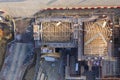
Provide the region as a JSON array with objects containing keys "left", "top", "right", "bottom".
[{"left": 85, "top": 33, "right": 100, "bottom": 46}]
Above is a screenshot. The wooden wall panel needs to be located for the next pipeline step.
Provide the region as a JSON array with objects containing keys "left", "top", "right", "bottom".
[
  {"left": 84, "top": 20, "right": 112, "bottom": 55},
  {"left": 42, "top": 22, "right": 72, "bottom": 42}
]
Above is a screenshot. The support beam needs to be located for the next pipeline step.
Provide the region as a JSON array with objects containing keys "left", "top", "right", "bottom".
[
  {"left": 78, "top": 20, "right": 83, "bottom": 61},
  {"left": 39, "top": 17, "right": 73, "bottom": 22},
  {"left": 38, "top": 16, "right": 99, "bottom": 23},
  {"left": 99, "top": 33, "right": 107, "bottom": 46},
  {"left": 85, "top": 32, "right": 107, "bottom": 46},
  {"left": 85, "top": 33, "right": 100, "bottom": 46}
]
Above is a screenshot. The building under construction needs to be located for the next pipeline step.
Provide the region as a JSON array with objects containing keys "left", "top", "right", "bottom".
[{"left": 0, "top": 0, "right": 120, "bottom": 80}]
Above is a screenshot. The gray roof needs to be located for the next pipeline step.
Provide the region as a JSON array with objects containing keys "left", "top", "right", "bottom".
[{"left": 0, "top": 0, "right": 120, "bottom": 17}]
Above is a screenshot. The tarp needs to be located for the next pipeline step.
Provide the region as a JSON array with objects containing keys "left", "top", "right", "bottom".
[{"left": 0, "top": 42, "right": 34, "bottom": 80}]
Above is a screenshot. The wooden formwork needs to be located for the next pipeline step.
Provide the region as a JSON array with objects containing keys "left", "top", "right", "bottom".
[
  {"left": 42, "top": 22, "right": 72, "bottom": 42},
  {"left": 84, "top": 19, "right": 112, "bottom": 55}
]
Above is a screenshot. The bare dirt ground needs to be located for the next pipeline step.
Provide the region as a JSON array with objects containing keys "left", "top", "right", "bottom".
[{"left": 0, "top": 40, "right": 7, "bottom": 70}]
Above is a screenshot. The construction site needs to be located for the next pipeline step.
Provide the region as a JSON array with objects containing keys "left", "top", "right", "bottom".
[{"left": 0, "top": 0, "right": 120, "bottom": 80}]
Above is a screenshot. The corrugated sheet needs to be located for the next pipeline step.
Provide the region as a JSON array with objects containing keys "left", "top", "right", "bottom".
[{"left": 0, "top": 0, "right": 119, "bottom": 17}]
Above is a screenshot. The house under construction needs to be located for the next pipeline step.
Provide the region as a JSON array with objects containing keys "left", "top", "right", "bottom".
[{"left": 0, "top": 0, "right": 120, "bottom": 80}]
